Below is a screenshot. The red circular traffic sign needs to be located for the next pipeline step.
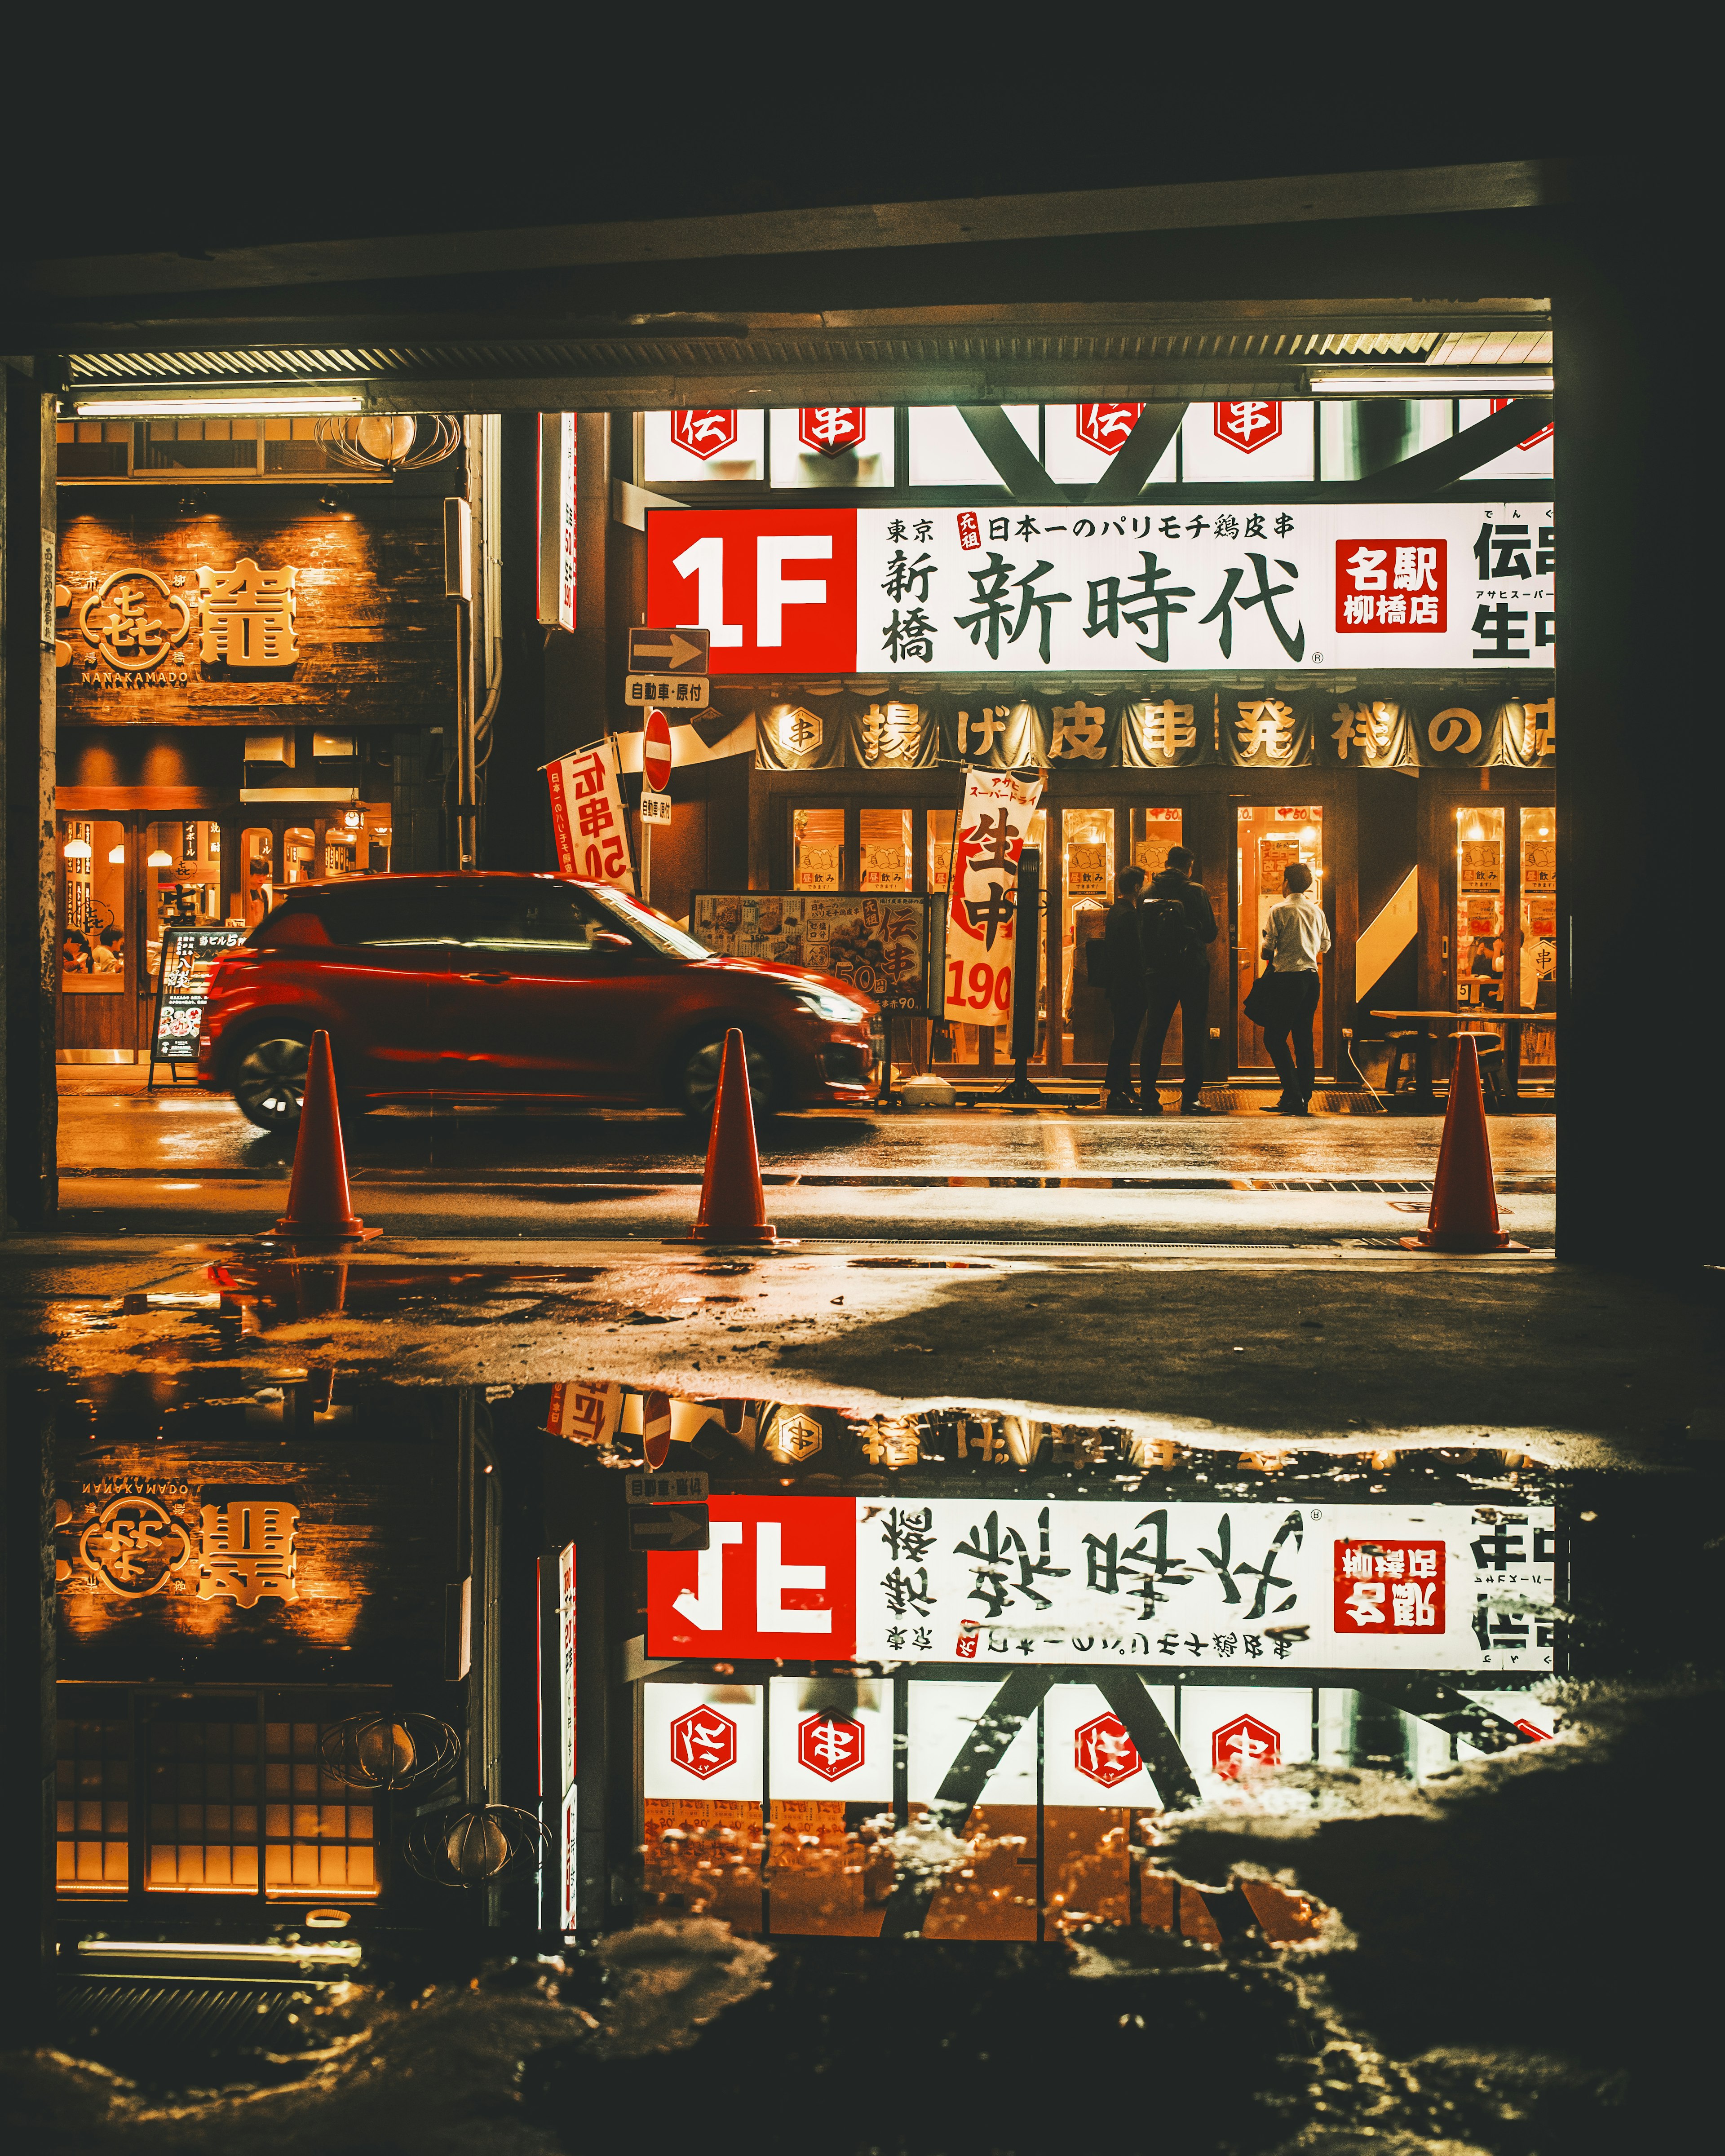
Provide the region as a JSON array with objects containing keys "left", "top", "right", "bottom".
[{"left": 643, "top": 710, "right": 673, "bottom": 795}]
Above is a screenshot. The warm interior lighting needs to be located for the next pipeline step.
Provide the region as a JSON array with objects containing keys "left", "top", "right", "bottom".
[
  {"left": 343, "top": 809, "right": 362, "bottom": 828},
  {"left": 147, "top": 848, "right": 173, "bottom": 867},
  {"left": 1307, "top": 370, "right": 1553, "bottom": 395},
  {"left": 1464, "top": 819, "right": 1485, "bottom": 841},
  {"left": 1302, "top": 825, "right": 1317, "bottom": 840},
  {"left": 70, "top": 394, "right": 365, "bottom": 418},
  {"left": 1537, "top": 825, "right": 1550, "bottom": 836},
  {"left": 77, "top": 1937, "right": 363, "bottom": 1966},
  {"left": 107, "top": 843, "right": 126, "bottom": 864},
  {"left": 63, "top": 837, "right": 93, "bottom": 860}
]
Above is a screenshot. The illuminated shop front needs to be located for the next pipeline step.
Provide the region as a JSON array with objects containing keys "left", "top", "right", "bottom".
[{"left": 633, "top": 414, "right": 1557, "bottom": 1092}]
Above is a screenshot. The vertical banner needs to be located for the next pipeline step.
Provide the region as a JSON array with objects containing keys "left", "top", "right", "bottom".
[
  {"left": 557, "top": 1543, "right": 577, "bottom": 1929},
  {"left": 546, "top": 1378, "right": 625, "bottom": 1448},
  {"left": 537, "top": 413, "right": 577, "bottom": 632},
  {"left": 545, "top": 741, "right": 636, "bottom": 894},
  {"left": 941, "top": 767, "right": 1044, "bottom": 1026}
]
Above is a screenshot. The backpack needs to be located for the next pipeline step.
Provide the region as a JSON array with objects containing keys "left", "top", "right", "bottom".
[{"left": 1140, "top": 894, "right": 1200, "bottom": 979}]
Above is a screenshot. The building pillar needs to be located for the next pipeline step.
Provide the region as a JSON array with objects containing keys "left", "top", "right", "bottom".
[
  {"left": 0, "top": 1378, "right": 57, "bottom": 2032},
  {"left": 2, "top": 367, "right": 58, "bottom": 1231},
  {"left": 1555, "top": 213, "right": 1697, "bottom": 1269}
]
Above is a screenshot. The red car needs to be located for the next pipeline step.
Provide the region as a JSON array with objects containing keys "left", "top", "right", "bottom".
[{"left": 198, "top": 872, "right": 876, "bottom": 1131}]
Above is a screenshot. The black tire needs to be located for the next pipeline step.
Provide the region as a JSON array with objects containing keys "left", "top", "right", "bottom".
[
  {"left": 677, "top": 1029, "right": 777, "bottom": 1125},
  {"left": 231, "top": 1031, "right": 311, "bottom": 1132}
]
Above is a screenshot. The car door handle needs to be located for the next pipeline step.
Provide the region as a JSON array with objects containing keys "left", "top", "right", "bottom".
[{"left": 461, "top": 971, "right": 510, "bottom": 983}]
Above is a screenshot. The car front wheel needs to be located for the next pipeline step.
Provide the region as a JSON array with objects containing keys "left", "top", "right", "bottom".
[
  {"left": 679, "top": 1031, "right": 776, "bottom": 1124},
  {"left": 232, "top": 1033, "right": 310, "bottom": 1132}
]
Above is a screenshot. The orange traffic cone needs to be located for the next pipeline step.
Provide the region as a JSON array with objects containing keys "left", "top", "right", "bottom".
[
  {"left": 272, "top": 1030, "right": 371, "bottom": 1243},
  {"left": 686, "top": 1027, "right": 777, "bottom": 1244},
  {"left": 1399, "top": 1034, "right": 1526, "bottom": 1253}
]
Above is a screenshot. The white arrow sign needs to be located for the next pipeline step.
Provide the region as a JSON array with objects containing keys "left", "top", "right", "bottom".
[{"left": 628, "top": 625, "right": 710, "bottom": 673}]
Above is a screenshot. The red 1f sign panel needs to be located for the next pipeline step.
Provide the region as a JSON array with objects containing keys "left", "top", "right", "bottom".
[{"left": 646, "top": 1496, "right": 858, "bottom": 1659}]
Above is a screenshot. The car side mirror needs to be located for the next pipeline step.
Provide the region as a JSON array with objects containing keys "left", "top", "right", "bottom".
[{"left": 591, "top": 931, "right": 633, "bottom": 951}]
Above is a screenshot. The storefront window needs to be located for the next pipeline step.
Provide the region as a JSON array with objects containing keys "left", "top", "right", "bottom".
[
  {"left": 1062, "top": 808, "right": 1114, "bottom": 1066},
  {"left": 1237, "top": 805, "right": 1324, "bottom": 1072},
  {"left": 1519, "top": 806, "right": 1557, "bottom": 1076},
  {"left": 1455, "top": 804, "right": 1507, "bottom": 1012},
  {"left": 143, "top": 820, "right": 221, "bottom": 987},
  {"left": 241, "top": 827, "right": 274, "bottom": 926},
  {"left": 281, "top": 827, "right": 316, "bottom": 888},
  {"left": 61, "top": 820, "right": 127, "bottom": 992},
  {"left": 321, "top": 804, "right": 391, "bottom": 881},
  {"left": 793, "top": 808, "right": 843, "bottom": 891},
  {"left": 859, "top": 807, "right": 911, "bottom": 891}
]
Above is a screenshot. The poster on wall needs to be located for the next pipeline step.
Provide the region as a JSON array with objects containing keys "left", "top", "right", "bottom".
[
  {"left": 690, "top": 892, "right": 934, "bottom": 1015},
  {"left": 545, "top": 738, "right": 635, "bottom": 893},
  {"left": 645, "top": 501, "right": 1554, "bottom": 675},
  {"left": 148, "top": 924, "right": 247, "bottom": 1077},
  {"left": 942, "top": 768, "right": 1043, "bottom": 1029},
  {"left": 646, "top": 1496, "right": 1558, "bottom": 1674}
]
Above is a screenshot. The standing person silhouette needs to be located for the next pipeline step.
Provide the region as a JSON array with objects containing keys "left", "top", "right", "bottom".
[{"left": 1257, "top": 859, "right": 1331, "bottom": 1114}]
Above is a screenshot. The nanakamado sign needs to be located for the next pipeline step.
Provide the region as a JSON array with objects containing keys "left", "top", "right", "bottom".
[
  {"left": 646, "top": 504, "right": 1555, "bottom": 676},
  {"left": 646, "top": 1496, "right": 1557, "bottom": 1672}
]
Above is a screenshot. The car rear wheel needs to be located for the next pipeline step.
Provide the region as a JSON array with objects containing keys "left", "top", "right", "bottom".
[
  {"left": 232, "top": 1032, "right": 310, "bottom": 1132},
  {"left": 678, "top": 1030, "right": 776, "bottom": 1124}
]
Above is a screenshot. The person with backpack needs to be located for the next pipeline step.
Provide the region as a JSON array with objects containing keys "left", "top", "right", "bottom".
[
  {"left": 1256, "top": 858, "right": 1332, "bottom": 1114},
  {"left": 1101, "top": 863, "right": 1147, "bottom": 1112},
  {"left": 1138, "top": 846, "right": 1217, "bottom": 1114}
]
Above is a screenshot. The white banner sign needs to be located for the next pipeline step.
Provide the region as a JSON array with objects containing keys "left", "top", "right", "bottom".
[
  {"left": 942, "top": 768, "right": 1043, "bottom": 1027},
  {"left": 646, "top": 1496, "right": 1556, "bottom": 1674},
  {"left": 645, "top": 502, "right": 1554, "bottom": 674},
  {"left": 545, "top": 741, "right": 635, "bottom": 892}
]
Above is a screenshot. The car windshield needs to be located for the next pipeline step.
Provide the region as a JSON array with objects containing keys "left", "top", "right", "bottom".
[{"left": 589, "top": 887, "right": 712, "bottom": 961}]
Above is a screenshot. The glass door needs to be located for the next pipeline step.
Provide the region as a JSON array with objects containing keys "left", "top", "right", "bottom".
[
  {"left": 1235, "top": 804, "right": 1324, "bottom": 1073},
  {"left": 1060, "top": 808, "right": 1114, "bottom": 1067},
  {"left": 1518, "top": 805, "right": 1557, "bottom": 1077}
]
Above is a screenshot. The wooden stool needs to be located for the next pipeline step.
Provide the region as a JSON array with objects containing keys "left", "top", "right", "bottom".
[{"left": 1382, "top": 1031, "right": 1420, "bottom": 1096}]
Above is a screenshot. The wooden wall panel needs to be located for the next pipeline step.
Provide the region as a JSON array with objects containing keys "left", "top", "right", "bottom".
[{"left": 56, "top": 496, "right": 455, "bottom": 728}]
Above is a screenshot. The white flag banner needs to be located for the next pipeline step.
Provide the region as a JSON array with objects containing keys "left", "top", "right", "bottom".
[
  {"left": 546, "top": 738, "right": 635, "bottom": 892},
  {"left": 941, "top": 767, "right": 1043, "bottom": 1027}
]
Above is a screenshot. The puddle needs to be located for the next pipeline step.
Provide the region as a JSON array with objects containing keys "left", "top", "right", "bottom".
[{"left": 18, "top": 1363, "right": 1717, "bottom": 2153}]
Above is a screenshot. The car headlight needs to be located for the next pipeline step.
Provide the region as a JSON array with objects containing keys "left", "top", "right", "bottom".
[{"left": 788, "top": 987, "right": 868, "bottom": 1024}]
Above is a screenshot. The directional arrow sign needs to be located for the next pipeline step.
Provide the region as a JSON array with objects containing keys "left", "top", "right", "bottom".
[
  {"left": 627, "top": 1503, "right": 710, "bottom": 1553},
  {"left": 628, "top": 625, "right": 710, "bottom": 674}
]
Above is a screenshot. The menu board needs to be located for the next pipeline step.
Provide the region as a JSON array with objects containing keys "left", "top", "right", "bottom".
[
  {"left": 690, "top": 892, "right": 936, "bottom": 1015},
  {"left": 149, "top": 925, "right": 247, "bottom": 1068}
]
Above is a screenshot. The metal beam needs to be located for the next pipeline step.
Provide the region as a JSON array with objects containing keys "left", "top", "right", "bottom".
[
  {"left": 22, "top": 162, "right": 1569, "bottom": 302},
  {"left": 957, "top": 407, "right": 1065, "bottom": 502},
  {"left": 1342, "top": 395, "right": 1552, "bottom": 499},
  {"left": 1086, "top": 403, "right": 1188, "bottom": 504}
]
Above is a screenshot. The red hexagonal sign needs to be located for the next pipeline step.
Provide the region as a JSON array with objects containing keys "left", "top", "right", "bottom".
[
  {"left": 668, "top": 1704, "right": 736, "bottom": 1780},
  {"left": 1212, "top": 1713, "right": 1280, "bottom": 1779},
  {"left": 1214, "top": 400, "right": 1283, "bottom": 454},
  {"left": 797, "top": 1712, "right": 865, "bottom": 1781},
  {"left": 670, "top": 409, "right": 739, "bottom": 460},
  {"left": 798, "top": 406, "right": 867, "bottom": 458},
  {"left": 1074, "top": 1710, "right": 1141, "bottom": 1789},
  {"left": 1075, "top": 403, "right": 1143, "bottom": 456}
]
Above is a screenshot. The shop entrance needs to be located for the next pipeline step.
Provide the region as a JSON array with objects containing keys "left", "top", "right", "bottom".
[
  {"left": 1433, "top": 786, "right": 1557, "bottom": 1094},
  {"left": 1234, "top": 804, "right": 1326, "bottom": 1076}
]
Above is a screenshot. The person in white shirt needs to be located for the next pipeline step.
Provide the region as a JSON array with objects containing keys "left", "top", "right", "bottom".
[{"left": 1257, "top": 861, "right": 1331, "bottom": 1115}]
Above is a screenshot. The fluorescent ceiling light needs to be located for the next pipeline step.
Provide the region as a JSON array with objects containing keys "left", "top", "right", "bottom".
[
  {"left": 70, "top": 394, "right": 364, "bottom": 417},
  {"left": 1308, "top": 371, "right": 1553, "bottom": 395}
]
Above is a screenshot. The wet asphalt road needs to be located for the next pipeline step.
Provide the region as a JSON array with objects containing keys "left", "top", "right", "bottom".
[{"left": 54, "top": 1090, "right": 1556, "bottom": 1245}]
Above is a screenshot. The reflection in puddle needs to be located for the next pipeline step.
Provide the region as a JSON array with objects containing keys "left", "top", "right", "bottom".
[{"left": 22, "top": 1366, "right": 1713, "bottom": 2152}]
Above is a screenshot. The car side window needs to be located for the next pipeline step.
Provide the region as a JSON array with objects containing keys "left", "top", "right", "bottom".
[
  {"left": 302, "top": 885, "right": 459, "bottom": 947},
  {"left": 453, "top": 885, "right": 606, "bottom": 952}
]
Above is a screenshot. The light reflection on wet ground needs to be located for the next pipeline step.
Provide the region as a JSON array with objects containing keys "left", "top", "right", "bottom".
[{"left": 13, "top": 1348, "right": 1721, "bottom": 2153}]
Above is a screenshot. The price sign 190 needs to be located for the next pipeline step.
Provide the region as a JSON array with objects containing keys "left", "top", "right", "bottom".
[{"left": 947, "top": 958, "right": 1012, "bottom": 1014}]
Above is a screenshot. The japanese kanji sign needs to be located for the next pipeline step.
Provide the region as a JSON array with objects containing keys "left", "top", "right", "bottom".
[
  {"left": 670, "top": 410, "right": 739, "bottom": 460},
  {"left": 942, "top": 767, "right": 1043, "bottom": 1029},
  {"left": 798, "top": 407, "right": 867, "bottom": 456},
  {"left": 645, "top": 503, "right": 1554, "bottom": 672},
  {"left": 1214, "top": 401, "right": 1283, "bottom": 454},
  {"left": 646, "top": 1498, "right": 1558, "bottom": 1671},
  {"left": 197, "top": 558, "right": 298, "bottom": 668},
  {"left": 545, "top": 738, "right": 635, "bottom": 893}
]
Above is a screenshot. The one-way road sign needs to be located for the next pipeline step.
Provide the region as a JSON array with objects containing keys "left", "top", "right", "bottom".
[
  {"left": 628, "top": 626, "right": 709, "bottom": 674},
  {"left": 628, "top": 1503, "right": 710, "bottom": 1552}
]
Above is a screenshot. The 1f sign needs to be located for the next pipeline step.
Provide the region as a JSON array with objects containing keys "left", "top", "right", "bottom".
[{"left": 538, "top": 414, "right": 577, "bottom": 632}]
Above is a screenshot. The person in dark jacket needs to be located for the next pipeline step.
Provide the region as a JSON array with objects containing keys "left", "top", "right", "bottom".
[
  {"left": 1101, "top": 864, "right": 1147, "bottom": 1111},
  {"left": 1137, "top": 846, "right": 1217, "bottom": 1114}
]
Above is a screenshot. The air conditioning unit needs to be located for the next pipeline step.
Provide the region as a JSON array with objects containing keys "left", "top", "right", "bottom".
[
  {"left": 244, "top": 732, "right": 294, "bottom": 766},
  {"left": 312, "top": 733, "right": 356, "bottom": 759}
]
